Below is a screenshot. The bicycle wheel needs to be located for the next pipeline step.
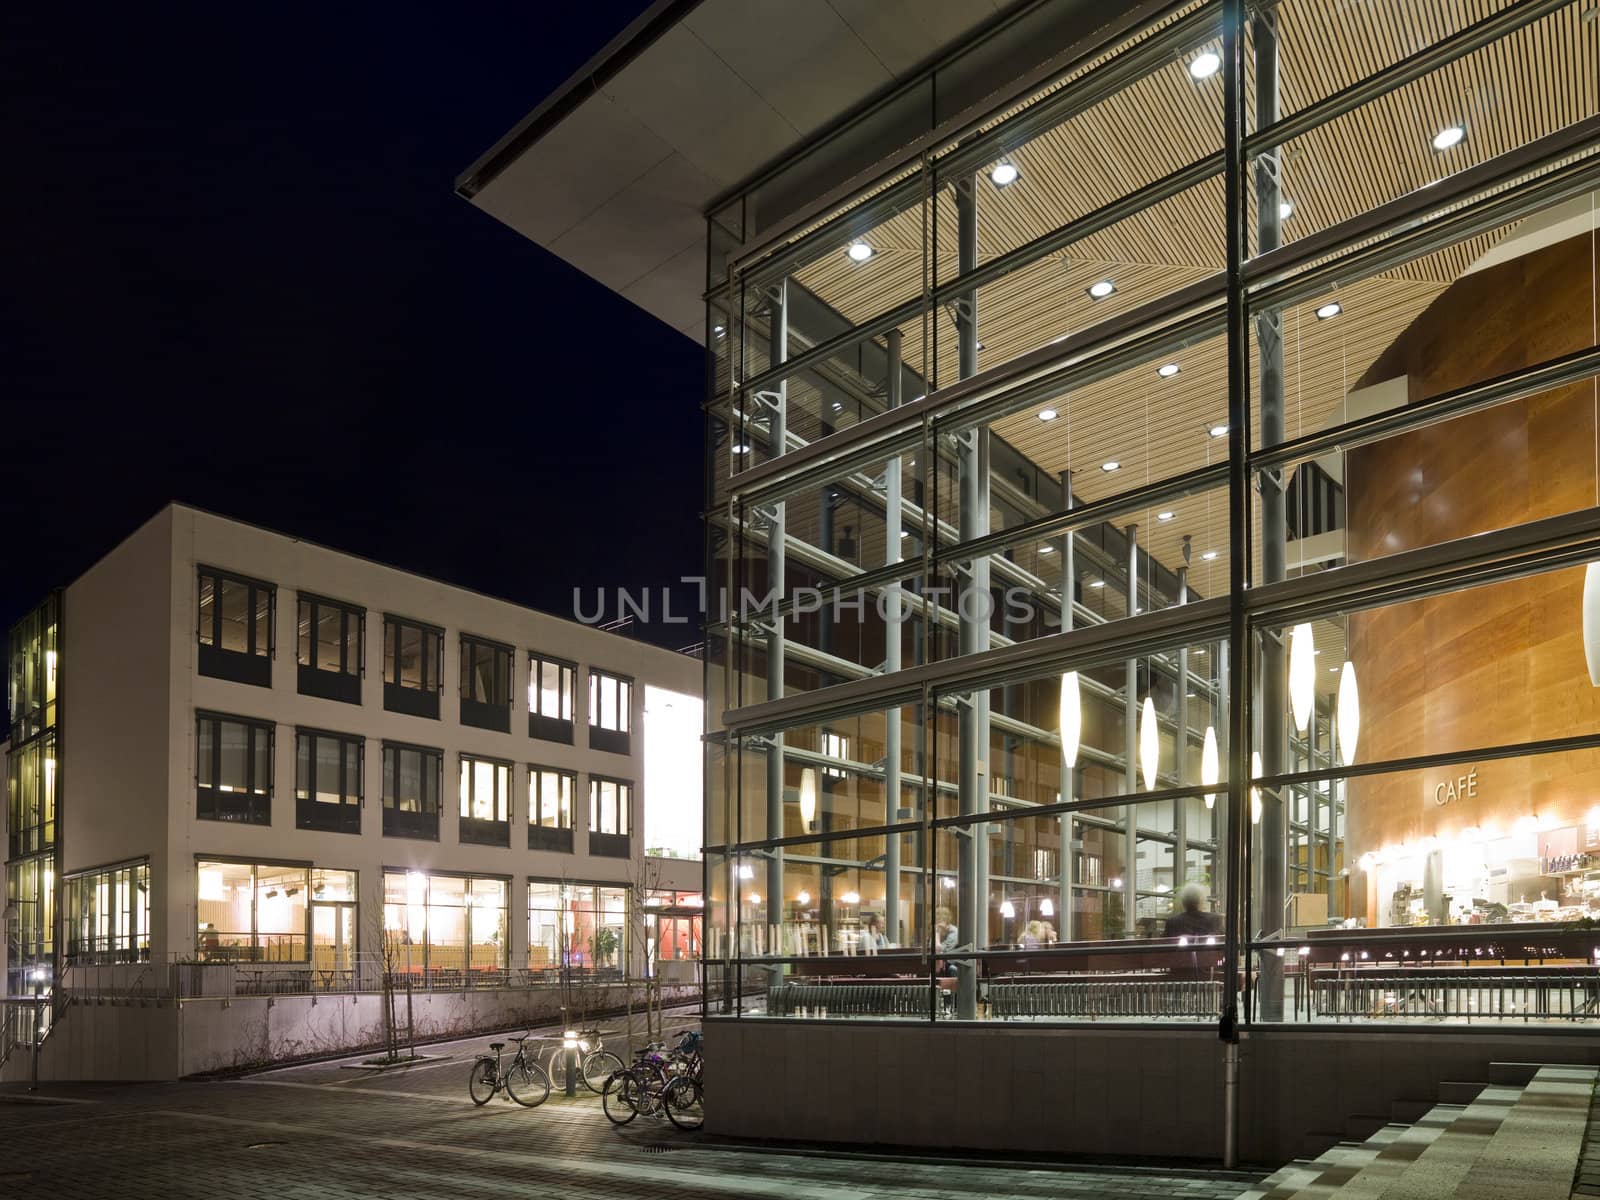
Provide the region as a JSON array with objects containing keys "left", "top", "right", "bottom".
[
  {"left": 468, "top": 1058, "right": 498, "bottom": 1106},
  {"left": 581, "top": 1050, "right": 625, "bottom": 1093},
  {"left": 545, "top": 1051, "right": 569, "bottom": 1093},
  {"left": 663, "top": 1076, "right": 704, "bottom": 1131},
  {"left": 505, "top": 1057, "right": 551, "bottom": 1108},
  {"left": 602, "top": 1070, "right": 640, "bottom": 1126}
]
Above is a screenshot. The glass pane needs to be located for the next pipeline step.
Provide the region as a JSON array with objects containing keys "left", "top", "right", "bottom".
[
  {"left": 316, "top": 737, "right": 341, "bottom": 804},
  {"left": 317, "top": 605, "right": 341, "bottom": 672},
  {"left": 197, "top": 720, "right": 214, "bottom": 787},
  {"left": 297, "top": 600, "right": 313, "bottom": 665},
  {"left": 219, "top": 579, "right": 248, "bottom": 653},
  {"left": 199, "top": 576, "right": 216, "bottom": 646},
  {"left": 219, "top": 722, "right": 248, "bottom": 791}
]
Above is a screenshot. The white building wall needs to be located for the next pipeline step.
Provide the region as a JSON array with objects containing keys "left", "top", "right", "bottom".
[{"left": 56, "top": 502, "right": 700, "bottom": 978}]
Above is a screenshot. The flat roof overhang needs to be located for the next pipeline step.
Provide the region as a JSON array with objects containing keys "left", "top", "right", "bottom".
[{"left": 456, "top": 0, "right": 1153, "bottom": 343}]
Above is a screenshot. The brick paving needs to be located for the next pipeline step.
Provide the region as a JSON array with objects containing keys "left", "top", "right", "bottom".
[{"left": 0, "top": 1029, "right": 1259, "bottom": 1199}]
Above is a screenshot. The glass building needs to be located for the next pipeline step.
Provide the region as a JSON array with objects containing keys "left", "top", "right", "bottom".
[{"left": 466, "top": 0, "right": 1600, "bottom": 1162}]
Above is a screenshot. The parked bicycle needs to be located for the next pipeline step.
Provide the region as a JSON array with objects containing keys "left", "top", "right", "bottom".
[
  {"left": 542, "top": 1027, "right": 626, "bottom": 1094},
  {"left": 601, "top": 1029, "right": 703, "bottom": 1130},
  {"left": 467, "top": 1034, "right": 551, "bottom": 1107}
]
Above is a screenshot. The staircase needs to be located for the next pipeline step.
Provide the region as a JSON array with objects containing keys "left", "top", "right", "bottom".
[{"left": 1236, "top": 1063, "right": 1597, "bottom": 1200}]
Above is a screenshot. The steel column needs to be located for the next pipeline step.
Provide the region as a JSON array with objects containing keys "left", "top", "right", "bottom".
[
  {"left": 884, "top": 329, "right": 905, "bottom": 946},
  {"left": 766, "top": 281, "right": 788, "bottom": 965}
]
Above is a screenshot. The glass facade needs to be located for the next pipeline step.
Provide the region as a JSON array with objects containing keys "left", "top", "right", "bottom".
[
  {"left": 705, "top": 0, "right": 1600, "bottom": 1029},
  {"left": 382, "top": 869, "right": 508, "bottom": 978},
  {"left": 526, "top": 880, "right": 627, "bottom": 973},
  {"left": 197, "top": 860, "right": 313, "bottom": 962},
  {"left": 63, "top": 860, "right": 150, "bottom": 964},
  {"left": 7, "top": 594, "right": 61, "bottom": 1012}
]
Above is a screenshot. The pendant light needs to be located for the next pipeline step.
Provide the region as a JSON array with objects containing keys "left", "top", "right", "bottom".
[
  {"left": 1336, "top": 661, "right": 1360, "bottom": 766},
  {"left": 1288, "top": 622, "right": 1316, "bottom": 732},
  {"left": 1584, "top": 564, "right": 1600, "bottom": 685},
  {"left": 1201, "top": 725, "right": 1220, "bottom": 810},
  {"left": 1140, "top": 696, "right": 1159, "bottom": 790},
  {"left": 1059, "top": 672, "right": 1081, "bottom": 768},
  {"left": 798, "top": 767, "right": 817, "bottom": 829},
  {"left": 1250, "top": 750, "right": 1263, "bottom": 825}
]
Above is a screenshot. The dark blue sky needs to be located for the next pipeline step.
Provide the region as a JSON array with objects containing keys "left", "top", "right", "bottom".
[{"left": 2, "top": 3, "right": 703, "bottom": 648}]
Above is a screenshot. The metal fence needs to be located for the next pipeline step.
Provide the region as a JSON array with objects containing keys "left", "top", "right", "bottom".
[
  {"left": 989, "top": 977, "right": 1221, "bottom": 1020},
  {"left": 1305, "top": 969, "right": 1600, "bottom": 1022}
]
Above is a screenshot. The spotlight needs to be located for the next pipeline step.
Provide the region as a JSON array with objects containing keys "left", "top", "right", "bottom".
[
  {"left": 1087, "top": 279, "right": 1116, "bottom": 299},
  {"left": 1157, "top": 363, "right": 1181, "bottom": 378},
  {"left": 1315, "top": 301, "right": 1342, "bottom": 320},
  {"left": 1431, "top": 124, "right": 1466, "bottom": 152},
  {"left": 1189, "top": 51, "right": 1221, "bottom": 80},
  {"left": 847, "top": 241, "right": 874, "bottom": 262},
  {"left": 989, "top": 161, "right": 1019, "bottom": 187}
]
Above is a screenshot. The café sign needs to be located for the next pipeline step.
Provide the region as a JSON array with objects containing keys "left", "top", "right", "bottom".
[{"left": 1432, "top": 766, "right": 1477, "bottom": 807}]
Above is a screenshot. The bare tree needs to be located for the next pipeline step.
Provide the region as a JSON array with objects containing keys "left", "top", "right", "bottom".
[{"left": 621, "top": 857, "right": 665, "bottom": 1048}]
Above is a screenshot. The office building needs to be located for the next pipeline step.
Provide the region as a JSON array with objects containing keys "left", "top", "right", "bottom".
[{"left": 3, "top": 503, "right": 703, "bottom": 1080}]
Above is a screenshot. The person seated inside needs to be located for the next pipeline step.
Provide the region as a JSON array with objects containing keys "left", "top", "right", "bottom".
[{"left": 1163, "top": 883, "right": 1221, "bottom": 939}]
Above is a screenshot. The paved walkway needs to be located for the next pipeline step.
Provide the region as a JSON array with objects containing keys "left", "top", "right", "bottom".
[{"left": 1, "top": 1025, "right": 1258, "bottom": 1199}]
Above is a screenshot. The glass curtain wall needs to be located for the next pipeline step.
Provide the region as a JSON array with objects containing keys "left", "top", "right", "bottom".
[{"left": 705, "top": 0, "right": 1600, "bottom": 1029}]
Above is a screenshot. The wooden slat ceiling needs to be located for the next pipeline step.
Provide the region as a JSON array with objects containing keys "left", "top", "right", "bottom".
[{"left": 766, "top": 0, "right": 1597, "bottom": 637}]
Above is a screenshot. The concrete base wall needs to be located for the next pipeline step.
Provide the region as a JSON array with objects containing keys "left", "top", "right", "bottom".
[
  {"left": 2, "top": 983, "right": 696, "bottom": 1083},
  {"left": 705, "top": 1019, "right": 1600, "bottom": 1164}
]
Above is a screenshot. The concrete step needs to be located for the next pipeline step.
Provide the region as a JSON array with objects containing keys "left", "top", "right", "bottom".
[
  {"left": 1377, "top": 1084, "right": 1522, "bottom": 1200},
  {"left": 1277, "top": 1103, "right": 1466, "bottom": 1200},
  {"left": 1240, "top": 1123, "right": 1412, "bottom": 1199},
  {"left": 1447, "top": 1065, "right": 1597, "bottom": 1200},
  {"left": 1486, "top": 1061, "right": 1543, "bottom": 1086}
]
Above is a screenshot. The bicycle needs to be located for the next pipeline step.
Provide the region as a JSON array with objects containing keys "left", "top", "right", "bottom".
[
  {"left": 467, "top": 1034, "right": 551, "bottom": 1107},
  {"left": 542, "top": 1027, "right": 626, "bottom": 1094},
  {"left": 602, "top": 1031, "right": 704, "bottom": 1130}
]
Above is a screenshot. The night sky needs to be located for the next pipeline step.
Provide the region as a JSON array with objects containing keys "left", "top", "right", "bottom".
[{"left": 3, "top": 3, "right": 703, "bottom": 652}]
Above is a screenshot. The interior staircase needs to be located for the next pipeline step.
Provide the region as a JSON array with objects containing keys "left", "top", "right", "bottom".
[{"left": 1235, "top": 1063, "right": 1598, "bottom": 1200}]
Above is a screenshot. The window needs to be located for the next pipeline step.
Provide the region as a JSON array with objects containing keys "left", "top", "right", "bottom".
[
  {"left": 528, "top": 766, "right": 575, "bottom": 852},
  {"left": 458, "top": 755, "right": 511, "bottom": 846},
  {"left": 8, "top": 593, "right": 58, "bottom": 743},
  {"left": 528, "top": 653, "right": 575, "bottom": 742},
  {"left": 821, "top": 732, "right": 849, "bottom": 780},
  {"left": 296, "top": 594, "right": 363, "bottom": 703},
  {"left": 587, "top": 669, "right": 633, "bottom": 754},
  {"left": 294, "top": 728, "right": 362, "bottom": 834},
  {"left": 6, "top": 733, "right": 56, "bottom": 858},
  {"left": 588, "top": 776, "right": 632, "bottom": 857},
  {"left": 459, "top": 634, "right": 512, "bottom": 733},
  {"left": 63, "top": 860, "right": 150, "bottom": 965},
  {"left": 197, "top": 860, "right": 310, "bottom": 962},
  {"left": 383, "top": 615, "right": 442, "bottom": 719},
  {"left": 198, "top": 567, "right": 274, "bottom": 687},
  {"left": 196, "top": 713, "right": 273, "bottom": 825},
  {"left": 527, "top": 881, "right": 627, "bottom": 972},
  {"left": 382, "top": 742, "right": 441, "bottom": 840},
  {"left": 382, "top": 870, "right": 507, "bottom": 979}
]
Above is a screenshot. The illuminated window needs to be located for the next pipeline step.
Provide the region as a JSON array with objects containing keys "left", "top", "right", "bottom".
[
  {"left": 822, "top": 731, "right": 849, "bottom": 780},
  {"left": 587, "top": 669, "right": 633, "bottom": 754},
  {"left": 589, "top": 776, "right": 633, "bottom": 856},
  {"left": 458, "top": 755, "right": 511, "bottom": 846},
  {"left": 196, "top": 860, "right": 310, "bottom": 962},
  {"left": 382, "top": 869, "right": 507, "bottom": 976},
  {"left": 382, "top": 742, "right": 441, "bottom": 840},
  {"left": 63, "top": 860, "right": 150, "bottom": 965},
  {"left": 528, "top": 653, "right": 575, "bottom": 743}
]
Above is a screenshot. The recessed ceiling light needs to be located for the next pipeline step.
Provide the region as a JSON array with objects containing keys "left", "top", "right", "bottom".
[
  {"left": 1040, "top": 544, "right": 1055, "bottom": 555},
  {"left": 1101, "top": 460, "right": 1121, "bottom": 472},
  {"left": 732, "top": 443, "right": 750, "bottom": 455},
  {"left": 1431, "top": 124, "right": 1466, "bottom": 152},
  {"left": 831, "top": 401, "right": 843, "bottom": 412},
  {"left": 990, "top": 161, "right": 1019, "bottom": 187},
  {"left": 1157, "top": 363, "right": 1181, "bottom": 378},
  {"left": 1089, "top": 579, "right": 1106, "bottom": 589},
  {"left": 899, "top": 530, "right": 911, "bottom": 539},
  {"left": 1189, "top": 50, "right": 1221, "bottom": 80},
  {"left": 847, "top": 241, "right": 874, "bottom": 262},
  {"left": 1208, "top": 423, "right": 1229, "bottom": 438},
  {"left": 1038, "top": 407, "right": 1058, "bottom": 421},
  {"left": 1315, "top": 301, "right": 1343, "bottom": 320},
  {"left": 712, "top": 324, "right": 726, "bottom": 337},
  {"left": 1157, "top": 511, "right": 1176, "bottom": 522},
  {"left": 975, "top": 339, "right": 986, "bottom": 351},
  {"left": 1087, "top": 279, "right": 1116, "bottom": 299},
  {"left": 1279, "top": 199, "right": 1294, "bottom": 221},
  {"left": 1201, "top": 550, "right": 1218, "bottom": 561},
  {"left": 1329, "top": 666, "right": 1341, "bottom": 674}
]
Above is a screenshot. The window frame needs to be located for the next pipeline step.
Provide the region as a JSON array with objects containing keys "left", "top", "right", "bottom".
[
  {"left": 588, "top": 774, "right": 633, "bottom": 858},
  {"left": 293, "top": 727, "right": 363, "bottom": 834},
  {"left": 459, "top": 633, "right": 513, "bottom": 733},
  {"left": 197, "top": 566, "right": 275, "bottom": 687},
  {"left": 381, "top": 740, "right": 442, "bottom": 841},
  {"left": 528, "top": 652, "right": 576, "bottom": 743},
  {"left": 195, "top": 711, "right": 275, "bottom": 826},
  {"left": 296, "top": 592, "right": 364, "bottom": 704},
  {"left": 528, "top": 765, "right": 577, "bottom": 853},
  {"left": 382, "top": 613, "right": 443, "bottom": 720},
  {"left": 587, "top": 668, "right": 634, "bottom": 755},
  {"left": 458, "top": 753, "right": 512, "bottom": 847},
  {"left": 62, "top": 858, "right": 151, "bottom": 965},
  {"left": 195, "top": 856, "right": 314, "bottom": 963}
]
